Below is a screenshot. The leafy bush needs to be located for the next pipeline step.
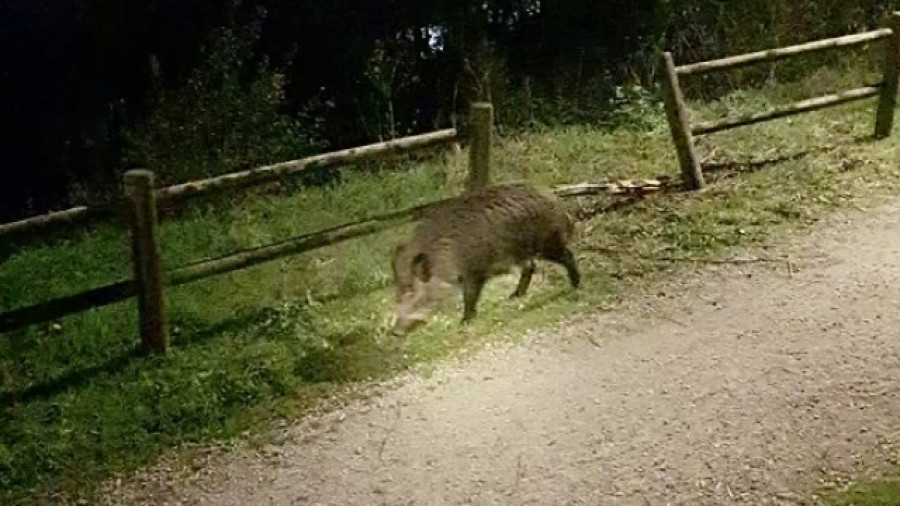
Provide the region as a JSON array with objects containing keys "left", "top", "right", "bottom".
[{"left": 123, "top": 10, "right": 323, "bottom": 185}]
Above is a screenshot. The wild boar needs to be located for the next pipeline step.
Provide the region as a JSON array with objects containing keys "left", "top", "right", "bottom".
[{"left": 390, "top": 183, "right": 580, "bottom": 336}]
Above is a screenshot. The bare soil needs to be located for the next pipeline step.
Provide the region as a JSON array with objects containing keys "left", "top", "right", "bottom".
[{"left": 103, "top": 204, "right": 900, "bottom": 505}]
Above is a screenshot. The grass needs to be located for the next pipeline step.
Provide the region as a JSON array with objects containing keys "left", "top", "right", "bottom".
[
  {"left": 3, "top": 64, "right": 900, "bottom": 504},
  {"left": 825, "top": 479, "right": 900, "bottom": 505}
]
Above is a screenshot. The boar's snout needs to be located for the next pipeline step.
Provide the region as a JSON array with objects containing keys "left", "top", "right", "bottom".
[{"left": 390, "top": 308, "right": 426, "bottom": 337}]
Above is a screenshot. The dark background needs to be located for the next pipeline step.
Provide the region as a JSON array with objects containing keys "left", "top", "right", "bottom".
[{"left": 0, "top": 0, "right": 891, "bottom": 221}]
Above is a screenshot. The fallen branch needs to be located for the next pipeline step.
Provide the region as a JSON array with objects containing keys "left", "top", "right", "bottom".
[{"left": 553, "top": 178, "right": 670, "bottom": 197}]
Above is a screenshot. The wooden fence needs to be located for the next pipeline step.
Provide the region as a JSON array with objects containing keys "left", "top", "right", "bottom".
[
  {"left": 662, "top": 12, "right": 900, "bottom": 190},
  {"left": 0, "top": 104, "right": 497, "bottom": 355}
]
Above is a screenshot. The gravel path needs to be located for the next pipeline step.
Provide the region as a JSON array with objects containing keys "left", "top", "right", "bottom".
[{"left": 105, "top": 205, "right": 900, "bottom": 505}]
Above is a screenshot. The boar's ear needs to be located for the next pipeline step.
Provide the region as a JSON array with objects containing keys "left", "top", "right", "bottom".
[{"left": 411, "top": 252, "right": 432, "bottom": 282}]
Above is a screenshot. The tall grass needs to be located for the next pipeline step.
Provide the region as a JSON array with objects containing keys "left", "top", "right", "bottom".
[{"left": 3, "top": 65, "right": 900, "bottom": 504}]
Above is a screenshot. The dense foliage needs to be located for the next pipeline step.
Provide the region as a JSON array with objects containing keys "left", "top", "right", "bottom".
[{"left": 0, "top": 0, "right": 896, "bottom": 220}]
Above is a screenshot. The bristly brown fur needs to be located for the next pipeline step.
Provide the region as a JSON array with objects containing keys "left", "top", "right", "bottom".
[{"left": 390, "top": 183, "right": 580, "bottom": 336}]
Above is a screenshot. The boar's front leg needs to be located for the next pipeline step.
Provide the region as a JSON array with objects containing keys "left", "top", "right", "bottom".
[
  {"left": 510, "top": 259, "right": 536, "bottom": 298},
  {"left": 461, "top": 274, "right": 487, "bottom": 323}
]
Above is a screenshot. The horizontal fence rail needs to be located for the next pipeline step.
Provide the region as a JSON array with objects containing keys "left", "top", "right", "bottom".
[
  {"left": 675, "top": 28, "right": 893, "bottom": 76},
  {"left": 0, "top": 202, "right": 119, "bottom": 242},
  {"left": 159, "top": 128, "right": 459, "bottom": 204},
  {"left": 691, "top": 85, "right": 882, "bottom": 136},
  {"left": 163, "top": 201, "right": 440, "bottom": 288},
  {"left": 0, "top": 280, "right": 136, "bottom": 333}
]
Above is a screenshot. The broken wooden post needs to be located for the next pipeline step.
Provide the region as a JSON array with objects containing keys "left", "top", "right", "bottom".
[{"left": 662, "top": 52, "right": 705, "bottom": 190}]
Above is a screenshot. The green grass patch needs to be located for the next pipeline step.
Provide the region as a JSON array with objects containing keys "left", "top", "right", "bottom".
[
  {"left": 3, "top": 66, "right": 900, "bottom": 503},
  {"left": 825, "top": 479, "right": 900, "bottom": 505}
]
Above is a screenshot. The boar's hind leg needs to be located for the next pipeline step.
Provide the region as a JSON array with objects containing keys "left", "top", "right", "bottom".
[
  {"left": 461, "top": 274, "right": 487, "bottom": 323},
  {"left": 542, "top": 239, "right": 581, "bottom": 289},
  {"left": 510, "top": 259, "right": 536, "bottom": 298}
]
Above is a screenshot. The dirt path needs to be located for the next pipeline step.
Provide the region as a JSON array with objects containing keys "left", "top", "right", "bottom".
[{"left": 105, "top": 204, "right": 900, "bottom": 505}]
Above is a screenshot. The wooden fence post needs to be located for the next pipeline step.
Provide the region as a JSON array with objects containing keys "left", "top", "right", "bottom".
[
  {"left": 124, "top": 170, "right": 168, "bottom": 355},
  {"left": 875, "top": 12, "right": 900, "bottom": 139},
  {"left": 661, "top": 52, "right": 705, "bottom": 190},
  {"left": 467, "top": 102, "right": 493, "bottom": 193}
]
